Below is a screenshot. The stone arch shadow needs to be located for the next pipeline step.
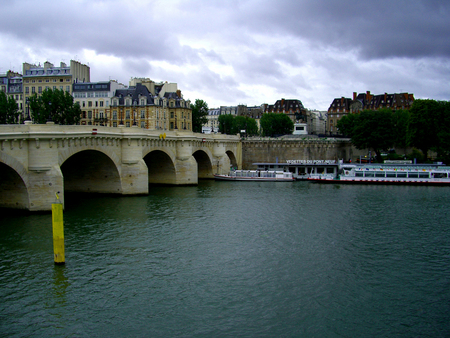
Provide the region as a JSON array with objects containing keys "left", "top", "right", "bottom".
[
  {"left": 60, "top": 149, "right": 123, "bottom": 194},
  {"left": 144, "top": 149, "right": 177, "bottom": 185},
  {"left": 0, "top": 153, "right": 29, "bottom": 210}
]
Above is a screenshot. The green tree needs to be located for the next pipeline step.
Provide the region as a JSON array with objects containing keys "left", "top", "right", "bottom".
[
  {"left": 433, "top": 100, "right": 450, "bottom": 163},
  {"left": 233, "top": 116, "right": 259, "bottom": 136},
  {"left": 392, "top": 109, "right": 410, "bottom": 153},
  {"left": 218, "top": 114, "right": 235, "bottom": 134},
  {"left": 260, "top": 113, "right": 294, "bottom": 137},
  {"left": 0, "top": 91, "right": 20, "bottom": 124},
  {"left": 338, "top": 109, "right": 395, "bottom": 162},
  {"left": 29, "top": 88, "right": 81, "bottom": 125},
  {"left": 407, "top": 99, "right": 443, "bottom": 160},
  {"left": 191, "top": 99, "right": 208, "bottom": 133}
]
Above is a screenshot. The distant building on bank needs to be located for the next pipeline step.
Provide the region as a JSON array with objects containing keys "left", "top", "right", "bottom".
[
  {"left": 327, "top": 91, "right": 415, "bottom": 135},
  {"left": 263, "top": 98, "right": 307, "bottom": 124},
  {"left": 109, "top": 78, "right": 191, "bottom": 130},
  {"left": 72, "top": 80, "right": 126, "bottom": 126}
]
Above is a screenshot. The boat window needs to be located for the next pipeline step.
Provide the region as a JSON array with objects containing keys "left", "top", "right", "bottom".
[
  {"left": 317, "top": 167, "right": 325, "bottom": 174},
  {"left": 375, "top": 172, "right": 385, "bottom": 177},
  {"left": 364, "top": 172, "right": 375, "bottom": 177},
  {"left": 397, "top": 173, "right": 407, "bottom": 178},
  {"left": 355, "top": 172, "right": 364, "bottom": 177},
  {"left": 326, "top": 168, "right": 334, "bottom": 174},
  {"left": 386, "top": 172, "right": 396, "bottom": 177},
  {"left": 419, "top": 173, "right": 430, "bottom": 178},
  {"left": 434, "top": 173, "right": 448, "bottom": 178},
  {"left": 408, "top": 173, "right": 419, "bottom": 178}
]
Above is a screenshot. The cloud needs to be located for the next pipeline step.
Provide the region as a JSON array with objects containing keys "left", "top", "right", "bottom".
[{"left": 0, "top": 0, "right": 449, "bottom": 109}]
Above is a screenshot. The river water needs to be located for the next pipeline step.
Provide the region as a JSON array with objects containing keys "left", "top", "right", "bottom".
[{"left": 1, "top": 181, "right": 449, "bottom": 337}]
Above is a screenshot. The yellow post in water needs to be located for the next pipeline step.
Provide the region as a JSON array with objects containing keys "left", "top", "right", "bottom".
[{"left": 52, "top": 193, "right": 65, "bottom": 264}]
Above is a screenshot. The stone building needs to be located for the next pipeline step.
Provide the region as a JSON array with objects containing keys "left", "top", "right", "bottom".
[
  {"left": 204, "top": 108, "right": 220, "bottom": 133},
  {"left": 263, "top": 98, "right": 307, "bottom": 124},
  {"left": 109, "top": 78, "right": 191, "bottom": 131},
  {"left": 22, "top": 60, "right": 90, "bottom": 104},
  {"left": 327, "top": 91, "right": 415, "bottom": 135},
  {"left": 0, "top": 70, "right": 23, "bottom": 120},
  {"left": 72, "top": 80, "right": 126, "bottom": 126}
]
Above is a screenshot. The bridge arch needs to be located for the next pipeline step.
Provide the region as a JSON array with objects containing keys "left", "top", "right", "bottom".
[
  {"left": 225, "top": 150, "right": 238, "bottom": 169},
  {"left": 0, "top": 160, "right": 29, "bottom": 210},
  {"left": 61, "top": 149, "right": 123, "bottom": 194},
  {"left": 144, "top": 149, "right": 177, "bottom": 185},
  {"left": 192, "top": 149, "right": 214, "bottom": 179}
]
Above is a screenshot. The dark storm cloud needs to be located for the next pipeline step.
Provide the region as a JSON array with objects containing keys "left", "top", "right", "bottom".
[{"left": 240, "top": 0, "right": 450, "bottom": 60}]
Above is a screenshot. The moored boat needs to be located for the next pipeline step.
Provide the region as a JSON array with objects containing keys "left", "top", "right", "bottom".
[
  {"left": 214, "top": 170, "right": 295, "bottom": 181},
  {"left": 308, "top": 163, "right": 450, "bottom": 185}
]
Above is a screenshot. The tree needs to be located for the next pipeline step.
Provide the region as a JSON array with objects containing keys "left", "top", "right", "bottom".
[
  {"left": 0, "top": 91, "right": 20, "bottom": 124},
  {"left": 218, "top": 114, "right": 259, "bottom": 136},
  {"left": 433, "top": 100, "right": 450, "bottom": 163},
  {"left": 392, "top": 109, "right": 410, "bottom": 153},
  {"left": 191, "top": 99, "right": 208, "bottom": 133},
  {"left": 337, "top": 109, "right": 395, "bottom": 162},
  {"left": 28, "top": 88, "right": 81, "bottom": 125},
  {"left": 260, "top": 113, "right": 294, "bottom": 137},
  {"left": 407, "top": 99, "right": 441, "bottom": 160}
]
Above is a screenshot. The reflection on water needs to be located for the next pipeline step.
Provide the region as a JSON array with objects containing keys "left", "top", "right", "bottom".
[{"left": 1, "top": 181, "right": 450, "bottom": 337}]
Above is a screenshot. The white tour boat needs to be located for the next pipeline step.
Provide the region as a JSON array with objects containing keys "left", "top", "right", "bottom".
[
  {"left": 214, "top": 170, "right": 295, "bottom": 182},
  {"left": 308, "top": 163, "right": 450, "bottom": 185}
]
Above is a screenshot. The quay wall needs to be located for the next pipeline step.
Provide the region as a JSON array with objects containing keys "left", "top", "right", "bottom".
[{"left": 241, "top": 137, "right": 367, "bottom": 169}]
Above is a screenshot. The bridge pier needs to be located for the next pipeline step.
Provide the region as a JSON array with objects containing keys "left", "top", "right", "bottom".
[
  {"left": 175, "top": 156, "right": 198, "bottom": 185},
  {"left": 121, "top": 159, "right": 149, "bottom": 194},
  {"left": 28, "top": 165, "right": 64, "bottom": 212}
]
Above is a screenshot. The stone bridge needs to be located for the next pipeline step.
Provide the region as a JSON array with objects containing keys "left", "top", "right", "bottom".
[{"left": 0, "top": 124, "right": 241, "bottom": 212}]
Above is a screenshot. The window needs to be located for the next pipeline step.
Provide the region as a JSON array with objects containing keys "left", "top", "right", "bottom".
[
  {"left": 113, "top": 111, "right": 117, "bottom": 120},
  {"left": 126, "top": 122, "right": 130, "bottom": 127},
  {"left": 100, "top": 101, "right": 104, "bottom": 107},
  {"left": 141, "top": 121, "right": 145, "bottom": 128},
  {"left": 66, "top": 86, "right": 70, "bottom": 92},
  {"left": 126, "top": 110, "right": 130, "bottom": 119},
  {"left": 88, "top": 111, "right": 92, "bottom": 119},
  {"left": 32, "top": 87, "right": 35, "bottom": 93},
  {"left": 171, "top": 112, "right": 174, "bottom": 118},
  {"left": 113, "top": 122, "right": 117, "bottom": 127},
  {"left": 25, "top": 87, "right": 29, "bottom": 94},
  {"left": 140, "top": 110, "right": 145, "bottom": 118},
  {"left": 88, "top": 101, "right": 92, "bottom": 107},
  {"left": 95, "top": 101, "right": 98, "bottom": 107}
]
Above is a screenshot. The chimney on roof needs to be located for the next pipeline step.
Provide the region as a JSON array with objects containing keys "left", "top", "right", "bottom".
[
  {"left": 353, "top": 92, "right": 357, "bottom": 100},
  {"left": 384, "top": 93, "right": 387, "bottom": 103}
]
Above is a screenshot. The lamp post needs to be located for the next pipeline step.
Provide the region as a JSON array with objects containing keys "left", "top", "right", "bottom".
[
  {"left": 25, "top": 98, "right": 31, "bottom": 122},
  {"left": 47, "top": 101, "right": 53, "bottom": 123}
]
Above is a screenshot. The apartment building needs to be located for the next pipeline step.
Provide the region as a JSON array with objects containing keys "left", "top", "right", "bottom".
[
  {"left": 73, "top": 80, "right": 126, "bottom": 126},
  {"left": 0, "top": 70, "right": 23, "bottom": 119},
  {"left": 109, "top": 78, "right": 191, "bottom": 130},
  {"left": 22, "top": 60, "right": 90, "bottom": 105},
  {"left": 263, "top": 99, "right": 307, "bottom": 124}
]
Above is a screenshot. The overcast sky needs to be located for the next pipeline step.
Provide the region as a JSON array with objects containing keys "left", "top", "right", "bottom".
[{"left": 1, "top": 0, "right": 449, "bottom": 110}]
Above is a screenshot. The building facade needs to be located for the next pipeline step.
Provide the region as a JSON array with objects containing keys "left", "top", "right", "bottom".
[
  {"left": 73, "top": 80, "right": 126, "bottom": 126},
  {"left": 0, "top": 70, "right": 23, "bottom": 121},
  {"left": 22, "top": 60, "right": 90, "bottom": 104},
  {"left": 109, "top": 78, "right": 191, "bottom": 130},
  {"left": 263, "top": 99, "right": 307, "bottom": 124}
]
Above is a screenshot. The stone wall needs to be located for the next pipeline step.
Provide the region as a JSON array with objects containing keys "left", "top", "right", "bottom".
[{"left": 241, "top": 137, "right": 367, "bottom": 169}]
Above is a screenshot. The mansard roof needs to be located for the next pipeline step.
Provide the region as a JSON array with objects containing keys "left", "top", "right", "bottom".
[{"left": 114, "top": 83, "right": 155, "bottom": 105}]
